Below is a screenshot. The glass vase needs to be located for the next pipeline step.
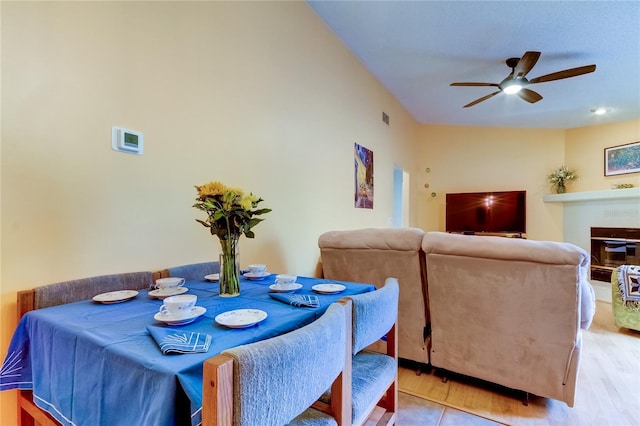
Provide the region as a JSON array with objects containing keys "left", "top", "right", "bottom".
[
  {"left": 556, "top": 182, "right": 566, "bottom": 194},
  {"left": 218, "top": 237, "right": 240, "bottom": 297}
]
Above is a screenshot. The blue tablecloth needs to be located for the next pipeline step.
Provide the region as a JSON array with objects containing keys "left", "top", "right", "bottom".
[{"left": 0, "top": 275, "right": 374, "bottom": 426}]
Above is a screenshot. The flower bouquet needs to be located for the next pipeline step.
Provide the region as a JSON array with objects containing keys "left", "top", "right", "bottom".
[
  {"left": 547, "top": 165, "right": 578, "bottom": 194},
  {"left": 194, "top": 182, "right": 271, "bottom": 296}
]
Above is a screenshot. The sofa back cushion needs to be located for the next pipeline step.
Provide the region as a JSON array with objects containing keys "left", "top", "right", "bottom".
[
  {"left": 318, "top": 227, "right": 429, "bottom": 364},
  {"left": 422, "top": 231, "right": 595, "bottom": 406}
]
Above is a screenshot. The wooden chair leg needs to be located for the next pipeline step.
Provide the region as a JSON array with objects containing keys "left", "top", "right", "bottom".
[{"left": 18, "top": 390, "right": 60, "bottom": 426}]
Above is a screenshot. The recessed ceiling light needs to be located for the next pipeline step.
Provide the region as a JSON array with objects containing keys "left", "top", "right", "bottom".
[{"left": 591, "top": 107, "right": 609, "bottom": 115}]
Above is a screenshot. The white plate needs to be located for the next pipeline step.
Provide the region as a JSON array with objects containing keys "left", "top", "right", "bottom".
[
  {"left": 215, "top": 309, "right": 268, "bottom": 328},
  {"left": 154, "top": 306, "right": 207, "bottom": 326},
  {"left": 269, "top": 283, "right": 303, "bottom": 293},
  {"left": 205, "top": 274, "right": 220, "bottom": 282},
  {"left": 149, "top": 287, "right": 189, "bottom": 299},
  {"left": 243, "top": 272, "right": 272, "bottom": 281},
  {"left": 92, "top": 290, "right": 139, "bottom": 304},
  {"left": 312, "top": 284, "right": 346, "bottom": 294}
]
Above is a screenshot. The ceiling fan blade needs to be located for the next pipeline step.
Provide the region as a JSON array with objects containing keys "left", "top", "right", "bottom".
[
  {"left": 529, "top": 64, "right": 596, "bottom": 84},
  {"left": 463, "top": 91, "right": 501, "bottom": 108},
  {"left": 517, "top": 88, "right": 543, "bottom": 103},
  {"left": 450, "top": 82, "right": 500, "bottom": 87},
  {"left": 513, "top": 51, "right": 540, "bottom": 77}
]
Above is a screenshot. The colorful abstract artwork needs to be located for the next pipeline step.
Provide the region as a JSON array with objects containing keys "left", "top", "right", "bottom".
[
  {"left": 354, "top": 143, "right": 374, "bottom": 209},
  {"left": 605, "top": 141, "right": 640, "bottom": 176}
]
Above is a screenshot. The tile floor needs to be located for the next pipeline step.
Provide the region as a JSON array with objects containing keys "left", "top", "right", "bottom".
[{"left": 398, "top": 392, "right": 506, "bottom": 426}]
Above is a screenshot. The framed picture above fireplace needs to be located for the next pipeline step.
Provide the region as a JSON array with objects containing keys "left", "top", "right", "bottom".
[{"left": 605, "top": 141, "right": 640, "bottom": 176}]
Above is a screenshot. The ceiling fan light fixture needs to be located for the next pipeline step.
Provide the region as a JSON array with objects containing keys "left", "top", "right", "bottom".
[
  {"left": 503, "top": 83, "right": 523, "bottom": 94},
  {"left": 591, "top": 107, "right": 609, "bottom": 115},
  {"left": 500, "top": 77, "right": 525, "bottom": 95}
]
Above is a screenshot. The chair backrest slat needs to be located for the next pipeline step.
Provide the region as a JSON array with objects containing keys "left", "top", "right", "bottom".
[
  {"left": 344, "top": 277, "right": 399, "bottom": 354},
  {"left": 164, "top": 261, "right": 220, "bottom": 281},
  {"left": 33, "top": 271, "right": 156, "bottom": 310}
]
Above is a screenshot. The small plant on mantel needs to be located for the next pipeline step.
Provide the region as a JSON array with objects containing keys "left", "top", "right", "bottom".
[{"left": 547, "top": 165, "right": 578, "bottom": 194}]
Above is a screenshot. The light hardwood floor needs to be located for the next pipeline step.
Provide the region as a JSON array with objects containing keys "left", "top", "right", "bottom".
[{"left": 398, "top": 301, "right": 640, "bottom": 426}]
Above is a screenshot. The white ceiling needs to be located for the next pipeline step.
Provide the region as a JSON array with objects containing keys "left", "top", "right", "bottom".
[{"left": 307, "top": 1, "right": 640, "bottom": 129}]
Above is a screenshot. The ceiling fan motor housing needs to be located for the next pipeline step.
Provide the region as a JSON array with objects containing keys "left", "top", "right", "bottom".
[{"left": 506, "top": 57, "right": 520, "bottom": 69}]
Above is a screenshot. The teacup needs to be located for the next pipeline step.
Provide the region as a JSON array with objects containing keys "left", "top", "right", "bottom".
[
  {"left": 155, "top": 277, "right": 185, "bottom": 293},
  {"left": 248, "top": 264, "right": 267, "bottom": 275},
  {"left": 159, "top": 294, "right": 197, "bottom": 318},
  {"left": 275, "top": 274, "right": 297, "bottom": 287}
]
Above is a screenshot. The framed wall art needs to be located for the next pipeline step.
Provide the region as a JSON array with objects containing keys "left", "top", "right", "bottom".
[
  {"left": 605, "top": 141, "right": 640, "bottom": 176},
  {"left": 354, "top": 143, "right": 374, "bottom": 209}
]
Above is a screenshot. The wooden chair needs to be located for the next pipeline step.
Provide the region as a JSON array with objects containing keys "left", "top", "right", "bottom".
[
  {"left": 16, "top": 270, "right": 162, "bottom": 426},
  {"left": 203, "top": 301, "right": 353, "bottom": 426},
  {"left": 322, "top": 277, "right": 399, "bottom": 426},
  {"left": 158, "top": 261, "right": 220, "bottom": 281}
]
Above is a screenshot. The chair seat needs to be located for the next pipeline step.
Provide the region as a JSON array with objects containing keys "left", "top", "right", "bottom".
[
  {"left": 288, "top": 408, "right": 339, "bottom": 426},
  {"left": 352, "top": 351, "right": 397, "bottom": 423},
  {"left": 320, "top": 350, "right": 396, "bottom": 423}
]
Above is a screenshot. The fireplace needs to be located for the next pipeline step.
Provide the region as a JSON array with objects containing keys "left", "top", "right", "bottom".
[{"left": 591, "top": 227, "right": 640, "bottom": 282}]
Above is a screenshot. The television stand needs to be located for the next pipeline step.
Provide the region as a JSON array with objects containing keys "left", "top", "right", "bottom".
[{"left": 452, "top": 231, "right": 526, "bottom": 239}]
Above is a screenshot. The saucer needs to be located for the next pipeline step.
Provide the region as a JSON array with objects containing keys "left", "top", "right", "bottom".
[
  {"left": 215, "top": 309, "right": 267, "bottom": 328},
  {"left": 243, "top": 272, "right": 272, "bottom": 281},
  {"left": 312, "top": 284, "right": 346, "bottom": 294},
  {"left": 149, "top": 287, "right": 189, "bottom": 299},
  {"left": 154, "top": 306, "right": 207, "bottom": 326},
  {"left": 93, "top": 290, "right": 139, "bottom": 304},
  {"left": 269, "top": 283, "right": 303, "bottom": 293},
  {"left": 205, "top": 274, "right": 219, "bottom": 282}
]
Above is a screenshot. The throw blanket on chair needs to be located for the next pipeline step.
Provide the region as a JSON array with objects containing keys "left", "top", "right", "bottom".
[{"left": 617, "top": 265, "right": 640, "bottom": 309}]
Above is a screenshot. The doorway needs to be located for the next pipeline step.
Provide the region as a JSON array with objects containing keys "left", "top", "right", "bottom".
[{"left": 392, "top": 167, "right": 410, "bottom": 228}]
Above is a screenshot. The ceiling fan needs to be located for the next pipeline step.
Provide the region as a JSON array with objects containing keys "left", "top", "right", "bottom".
[{"left": 450, "top": 51, "right": 596, "bottom": 108}]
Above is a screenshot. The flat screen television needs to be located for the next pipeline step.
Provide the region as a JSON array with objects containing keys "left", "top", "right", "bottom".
[{"left": 445, "top": 190, "right": 526, "bottom": 235}]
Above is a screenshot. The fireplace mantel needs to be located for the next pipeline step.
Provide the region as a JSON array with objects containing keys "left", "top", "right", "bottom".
[{"left": 543, "top": 187, "right": 640, "bottom": 203}]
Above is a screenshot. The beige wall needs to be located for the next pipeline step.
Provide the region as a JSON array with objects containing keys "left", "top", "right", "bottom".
[
  {"left": 566, "top": 119, "right": 640, "bottom": 191},
  {"left": 1, "top": 1, "right": 639, "bottom": 423},
  {"left": 0, "top": 2, "right": 418, "bottom": 420},
  {"left": 411, "top": 119, "right": 640, "bottom": 238},
  {"left": 412, "top": 125, "right": 567, "bottom": 241}
]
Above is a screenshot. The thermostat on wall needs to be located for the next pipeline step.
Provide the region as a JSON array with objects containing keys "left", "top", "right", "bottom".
[{"left": 112, "top": 127, "right": 144, "bottom": 155}]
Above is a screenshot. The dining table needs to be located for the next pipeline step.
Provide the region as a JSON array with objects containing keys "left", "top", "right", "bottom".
[{"left": 0, "top": 274, "right": 375, "bottom": 426}]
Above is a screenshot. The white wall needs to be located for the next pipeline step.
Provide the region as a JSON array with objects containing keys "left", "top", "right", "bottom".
[{"left": 563, "top": 119, "right": 640, "bottom": 301}]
